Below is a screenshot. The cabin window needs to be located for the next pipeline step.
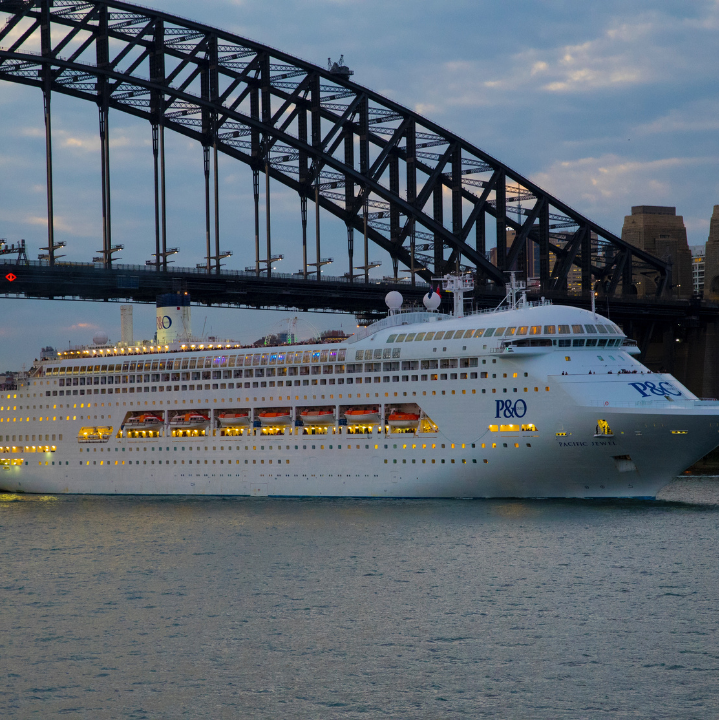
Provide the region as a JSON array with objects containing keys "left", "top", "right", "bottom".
[
  {"left": 544, "top": 326, "right": 555, "bottom": 334},
  {"left": 302, "top": 352, "right": 311, "bottom": 363},
  {"left": 517, "top": 327, "right": 528, "bottom": 335},
  {"left": 424, "top": 332, "right": 435, "bottom": 341},
  {"left": 584, "top": 324, "right": 597, "bottom": 333},
  {"left": 415, "top": 333, "right": 426, "bottom": 341},
  {"left": 504, "top": 327, "right": 516, "bottom": 336},
  {"left": 387, "top": 334, "right": 397, "bottom": 343},
  {"left": 484, "top": 329, "right": 495, "bottom": 337},
  {"left": 558, "top": 325, "right": 570, "bottom": 334},
  {"left": 320, "top": 350, "right": 329, "bottom": 362},
  {"left": 337, "top": 350, "right": 346, "bottom": 361}
]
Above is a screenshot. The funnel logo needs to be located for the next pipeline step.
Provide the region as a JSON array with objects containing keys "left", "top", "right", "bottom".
[{"left": 157, "top": 315, "right": 172, "bottom": 330}]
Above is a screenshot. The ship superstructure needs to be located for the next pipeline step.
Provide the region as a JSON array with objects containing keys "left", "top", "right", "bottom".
[{"left": 2, "top": 279, "right": 719, "bottom": 498}]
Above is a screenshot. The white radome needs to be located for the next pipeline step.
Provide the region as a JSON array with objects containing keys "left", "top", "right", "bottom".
[
  {"left": 93, "top": 331, "right": 109, "bottom": 346},
  {"left": 423, "top": 291, "right": 441, "bottom": 311},
  {"left": 385, "top": 291, "right": 403, "bottom": 311}
]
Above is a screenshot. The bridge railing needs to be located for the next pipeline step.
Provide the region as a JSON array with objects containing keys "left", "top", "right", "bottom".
[{"left": 0, "top": 257, "right": 430, "bottom": 288}]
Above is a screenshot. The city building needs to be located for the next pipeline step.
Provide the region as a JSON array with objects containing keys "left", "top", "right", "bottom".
[
  {"left": 701, "top": 206, "right": 719, "bottom": 300},
  {"left": 621, "top": 206, "right": 693, "bottom": 298},
  {"left": 690, "top": 245, "right": 706, "bottom": 297}
]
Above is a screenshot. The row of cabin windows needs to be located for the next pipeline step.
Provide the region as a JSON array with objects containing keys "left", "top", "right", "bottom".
[
  {"left": 53, "top": 358, "right": 483, "bottom": 385},
  {"left": 43, "top": 349, "right": 348, "bottom": 376},
  {"left": 386, "top": 323, "right": 621, "bottom": 343}
]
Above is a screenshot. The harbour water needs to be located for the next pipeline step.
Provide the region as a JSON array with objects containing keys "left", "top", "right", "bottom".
[{"left": 1, "top": 479, "right": 719, "bottom": 718}]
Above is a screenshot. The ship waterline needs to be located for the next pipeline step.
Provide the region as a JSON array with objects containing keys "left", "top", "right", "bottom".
[{"left": 2, "top": 297, "right": 719, "bottom": 498}]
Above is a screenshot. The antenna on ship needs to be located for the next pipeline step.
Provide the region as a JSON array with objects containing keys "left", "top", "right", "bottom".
[
  {"left": 435, "top": 273, "right": 473, "bottom": 318},
  {"left": 498, "top": 271, "right": 526, "bottom": 312}
]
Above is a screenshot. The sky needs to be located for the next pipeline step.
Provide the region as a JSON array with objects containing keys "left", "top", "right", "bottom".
[{"left": 1, "top": 0, "right": 718, "bottom": 369}]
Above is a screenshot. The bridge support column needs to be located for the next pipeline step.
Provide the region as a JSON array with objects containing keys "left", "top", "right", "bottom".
[
  {"left": 152, "top": 124, "right": 160, "bottom": 270},
  {"left": 203, "top": 146, "right": 211, "bottom": 272},
  {"left": 214, "top": 142, "right": 220, "bottom": 274},
  {"left": 315, "top": 179, "right": 321, "bottom": 281},
  {"left": 98, "top": 105, "right": 111, "bottom": 268},
  {"left": 301, "top": 194, "right": 308, "bottom": 280},
  {"left": 253, "top": 169, "right": 260, "bottom": 276},
  {"left": 265, "top": 160, "right": 272, "bottom": 278},
  {"left": 42, "top": 88, "right": 55, "bottom": 266},
  {"left": 347, "top": 223, "right": 354, "bottom": 283}
]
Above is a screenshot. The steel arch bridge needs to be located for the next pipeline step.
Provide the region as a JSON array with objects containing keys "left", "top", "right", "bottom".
[{"left": 0, "top": 0, "right": 671, "bottom": 298}]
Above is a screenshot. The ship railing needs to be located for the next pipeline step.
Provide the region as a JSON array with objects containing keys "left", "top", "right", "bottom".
[{"left": 347, "top": 310, "right": 451, "bottom": 344}]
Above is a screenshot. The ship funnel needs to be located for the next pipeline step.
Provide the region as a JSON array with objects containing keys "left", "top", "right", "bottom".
[{"left": 156, "top": 293, "right": 192, "bottom": 344}]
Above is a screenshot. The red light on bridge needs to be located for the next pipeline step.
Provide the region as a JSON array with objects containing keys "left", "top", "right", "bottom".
[{"left": 5, "top": 273, "right": 16, "bottom": 282}]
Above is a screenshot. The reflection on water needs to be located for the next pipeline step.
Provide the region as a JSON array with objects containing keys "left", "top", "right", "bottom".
[{"left": 1, "top": 479, "right": 718, "bottom": 719}]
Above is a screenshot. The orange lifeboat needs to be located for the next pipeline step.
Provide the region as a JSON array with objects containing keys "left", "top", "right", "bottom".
[
  {"left": 124, "top": 413, "right": 163, "bottom": 429},
  {"left": 300, "top": 409, "right": 335, "bottom": 426},
  {"left": 387, "top": 411, "right": 420, "bottom": 429},
  {"left": 217, "top": 411, "right": 251, "bottom": 428},
  {"left": 258, "top": 411, "right": 292, "bottom": 427},
  {"left": 343, "top": 407, "right": 381, "bottom": 425},
  {"left": 169, "top": 412, "right": 209, "bottom": 429}
]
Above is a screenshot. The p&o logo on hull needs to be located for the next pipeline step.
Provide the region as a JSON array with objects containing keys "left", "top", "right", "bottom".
[{"left": 495, "top": 399, "right": 527, "bottom": 419}]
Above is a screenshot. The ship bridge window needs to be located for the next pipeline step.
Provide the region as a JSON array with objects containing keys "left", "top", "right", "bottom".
[
  {"left": 504, "top": 327, "right": 516, "bottom": 336},
  {"left": 484, "top": 329, "right": 495, "bottom": 337},
  {"left": 572, "top": 325, "right": 584, "bottom": 333},
  {"left": 517, "top": 326, "right": 528, "bottom": 335},
  {"left": 424, "top": 332, "right": 435, "bottom": 341},
  {"left": 414, "top": 332, "right": 426, "bottom": 341},
  {"left": 529, "top": 326, "right": 540, "bottom": 335},
  {"left": 596, "top": 325, "right": 609, "bottom": 333},
  {"left": 584, "top": 324, "right": 597, "bottom": 333},
  {"left": 474, "top": 329, "right": 485, "bottom": 337},
  {"left": 395, "top": 334, "right": 406, "bottom": 342},
  {"left": 573, "top": 339, "right": 585, "bottom": 347},
  {"left": 404, "top": 333, "right": 416, "bottom": 342},
  {"left": 558, "top": 325, "right": 570, "bottom": 334},
  {"left": 586, "top": 339, "right": 598, "bottom": 347},
  {"left": 433, "top": 331, "right": 445, "bottom": 340},
  {"left": 544, "top": 325, "right": 556, "bottom": 334},
  {"left": 320, "top": 350, "right": 329, "bottom": 362},
  {"left": 462, "top": 329, "right": 475, "bottom": 338},
  {"left": 387, "top": 334, "right": 397, "bottom": 343}
]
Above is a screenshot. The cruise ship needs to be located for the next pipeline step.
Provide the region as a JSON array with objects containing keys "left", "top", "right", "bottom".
[{"left": 2, "top": 275, "right": 718, "bottom": 499}]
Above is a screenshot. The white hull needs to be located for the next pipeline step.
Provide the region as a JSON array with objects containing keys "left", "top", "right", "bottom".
[{"left": 4, "top": 302, "right": 719, "bottom": 498}]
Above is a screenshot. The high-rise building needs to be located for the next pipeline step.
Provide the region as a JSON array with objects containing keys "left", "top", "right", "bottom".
[
  {"left": 620, "top": 206, "right": 692, "bottom": 297},
  {"left": 690, "top": 245, "right": 706, "bottom": 297},
  {"left": 701, "top": 206, "right": 719, "bottom": 299}
]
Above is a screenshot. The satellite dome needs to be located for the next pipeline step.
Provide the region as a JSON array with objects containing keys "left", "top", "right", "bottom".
[
  {"left": 423, "top": 290, "right": 441, "bottom": 311},
  {"left": 93, "top": 331, "right": 109, "bottom": 346},
  {"left": 385, "top": 291, "right": 403, "bottom": 311}
]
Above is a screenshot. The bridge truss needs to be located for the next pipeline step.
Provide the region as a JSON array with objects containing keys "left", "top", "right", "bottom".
[{"left": 0, "top": 0, "right": 671, "bottom": 298}]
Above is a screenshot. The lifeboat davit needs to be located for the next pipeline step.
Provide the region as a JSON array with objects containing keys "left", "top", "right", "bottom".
[
  {"left": 343, "top": 407, "right": 381, "bottom": 425},
  {"left": 169, "top": 412, "right": 210, "bottom": 429},
  {"left": 258, "top": 411, "right": 293, "bottom": 427},
  {"left": 217, "top": 411, "right": 251, "bottom": 427},
  {"left": 124, "top": 413, "right": 163, "bottom": 429},
  {"left": 387, "top": 411, "right": 420, "bottom": 429},
  {"left": 300, "top": 409, "right": 335, "bottom": 426}
]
